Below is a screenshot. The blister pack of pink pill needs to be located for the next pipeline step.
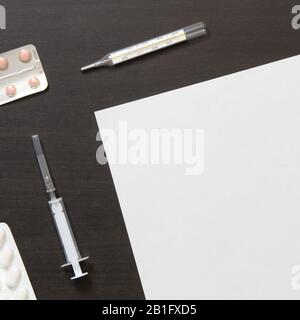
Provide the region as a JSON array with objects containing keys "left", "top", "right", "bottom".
[{"left": 0, "top": 44, "right": 48, "bottom": 106}]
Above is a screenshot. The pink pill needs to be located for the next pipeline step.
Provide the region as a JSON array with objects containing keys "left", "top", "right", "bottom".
[
  {"left": 0, "top": 57, "right": 8, "bottom": 70},
  {"left": 6, "top": 85, "right": 17, "bottom": 97},
  {"left": 19, "top": 49, "right": 32, "bottom": 63},
  {"left": 28, "top": 76, "right": 40, "bottom": 88}
]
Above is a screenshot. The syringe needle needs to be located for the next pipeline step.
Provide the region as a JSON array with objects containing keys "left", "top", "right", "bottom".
[{"left": 32, "top": 135, "right": 56, "bottom": 196}]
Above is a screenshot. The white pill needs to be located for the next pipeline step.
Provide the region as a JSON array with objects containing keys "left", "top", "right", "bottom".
[
  {"left": 0, "top": 247, "right": 14, "bottom": 269},
  {"left": 12, "top": 286, "right": 29, "bottom": 300},
  {"left": 6, "top": 267, "right": 22, "bottom": 289},
  {"left": 0, "top": 227, "right": 6, "bottom": 248}
]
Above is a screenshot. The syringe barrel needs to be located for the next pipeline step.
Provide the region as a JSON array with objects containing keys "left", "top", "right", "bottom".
[
  {"left": 184, "top": 22, "right": 207, "bottom": 40},
  {"left": 49, "top": 197, "right": 88, "bottom": 279},
  {"left": 49, "top": 197, "right": 82, "bottom": 265}
]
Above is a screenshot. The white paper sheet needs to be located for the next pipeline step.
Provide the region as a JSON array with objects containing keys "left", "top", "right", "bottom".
[{"left": 95, "top": 55, "right": 300, "bottom": 299}]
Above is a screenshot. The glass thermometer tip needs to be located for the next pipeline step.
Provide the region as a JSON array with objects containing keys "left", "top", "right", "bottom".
[{"left": 81, "top": 59, "right": 109, "bottom": 71}]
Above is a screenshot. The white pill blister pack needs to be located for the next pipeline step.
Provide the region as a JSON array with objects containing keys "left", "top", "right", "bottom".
[
  {"left": 0, "top": 223, "right": 36, "bottom": 300},
  {"left": 0, "top": 44, "right": 48, "bottom": 106}
]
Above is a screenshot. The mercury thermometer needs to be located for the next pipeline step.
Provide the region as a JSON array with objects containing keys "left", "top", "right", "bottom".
[{"left": 81, "top": 22, "right": 208, "bottom": 71}]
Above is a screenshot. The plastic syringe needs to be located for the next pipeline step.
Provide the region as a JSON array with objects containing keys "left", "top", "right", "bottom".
[
  {"left": 81, "top": 22, "right": 208, "bottom": 71},
  {"left": 32, "top": 135, "right": 89, "bottom": 280}
]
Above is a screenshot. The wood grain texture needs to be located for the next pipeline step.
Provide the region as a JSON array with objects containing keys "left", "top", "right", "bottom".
[{"left": 0, "top": 0, "right": 299, "bottom": 299}]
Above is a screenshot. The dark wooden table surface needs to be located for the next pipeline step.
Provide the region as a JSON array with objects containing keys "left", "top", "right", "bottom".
[{"left": 0, "top": 0, "right": 299, "bottom": 300}]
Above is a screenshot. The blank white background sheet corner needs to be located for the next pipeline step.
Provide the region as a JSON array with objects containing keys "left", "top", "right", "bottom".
[{"left": 95, "top": 55, "right": 300, "bottom": 299}]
